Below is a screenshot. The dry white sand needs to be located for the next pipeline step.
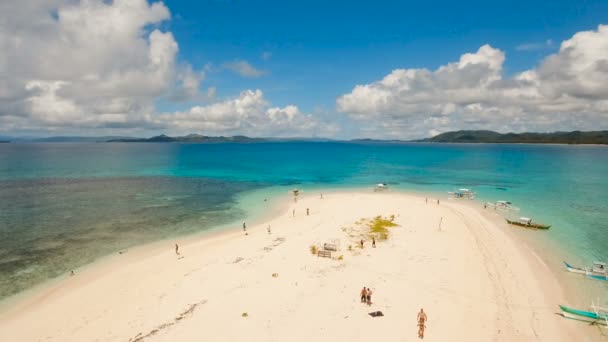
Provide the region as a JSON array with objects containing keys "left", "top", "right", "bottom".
[{"left": 0, "top": 191, "right": 599, "bottom": 341}]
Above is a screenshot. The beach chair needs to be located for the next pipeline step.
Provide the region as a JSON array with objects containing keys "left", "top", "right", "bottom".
[{"left": 317, "top": 250, "right": 332, "bottom": 258}]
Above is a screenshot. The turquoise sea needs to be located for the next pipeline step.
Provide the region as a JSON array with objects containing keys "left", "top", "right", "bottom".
[{"left": 0, "top": 142, "right": 607, "bottom": 300}]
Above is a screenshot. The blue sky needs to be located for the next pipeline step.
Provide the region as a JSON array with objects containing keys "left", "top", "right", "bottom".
[
  {"left": 160, "top": 0, "right": 608, "bottom": 112},
  {"left": 1, "top": 0, "right": 608, "bottom": 138}
]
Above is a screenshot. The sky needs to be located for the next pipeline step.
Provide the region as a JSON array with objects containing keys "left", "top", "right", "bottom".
[{"left": 1, "top": 0, "right": 608, "bottom": 139}]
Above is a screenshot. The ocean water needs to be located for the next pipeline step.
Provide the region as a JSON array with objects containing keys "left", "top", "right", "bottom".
[{"left": 0, "top": 142, "right": 607, "bottom": 300}]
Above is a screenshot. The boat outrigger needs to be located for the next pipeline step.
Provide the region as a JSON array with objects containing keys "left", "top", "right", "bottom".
[
  {"left": 559, "top": 303, "right": 608, "bottom": 326},
  {"left": 564, "top": 261, "right": 608, "bottom": 281},
  {"left": 505, "top": 217, "right": 551, "bottom": 229},
  {"left": 448, "top": 188, "right": 475, "bottom": 199},
  {"left": 485, "top": 200, "right": 520, "bottom": 211}
]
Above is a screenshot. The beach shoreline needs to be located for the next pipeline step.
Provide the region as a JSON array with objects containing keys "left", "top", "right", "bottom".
[{"left": 0, "top": 189, "right": 603, "bottom": 341}]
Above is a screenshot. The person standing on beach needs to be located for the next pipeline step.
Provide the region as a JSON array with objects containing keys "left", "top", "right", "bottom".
[
  {"left": 372, "top": 237, "right": 376, "bottom": 248},
  {"left": 360, "top": 239, "right": 364, "bottom": 249},
  {"left": 306, "top": 208, "right": 310, "bottom": 216},
  {"left": 436, "top": 199, "right": 440, "bottom": 205},
  {"left": 267, "top": 225, "right": 271, "bottom": 234},
  {"left": 175, "top": 243, "right": 179, "bottom": 255},
  {"left": 243, "top": 222, "right": 247, "bottom": 235},
  {"left": 417, "top": 308, "right": 427, "bottom": 339},
  {"left": 366, "top": 288, "right": 372, "bottom": 305},
  {"left": 360, "top": 287, "right": 367, "bottom": 303}
]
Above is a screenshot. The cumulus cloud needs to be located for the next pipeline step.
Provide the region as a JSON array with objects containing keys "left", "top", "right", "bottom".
[
  {"left": 337, "top": 25, "right": 608, "bottom": 139},
  {"left": 0, "top": 0, "right": 190, "bottom": 129},
  {"left": 157, "top": 90, "right": 326, "bottom": 137},
  {"left": 223, "top": 60, "right": 267, "bottom": 78},
  {"left": 0, "top": 0, "right": 318, "bottom": 137}
]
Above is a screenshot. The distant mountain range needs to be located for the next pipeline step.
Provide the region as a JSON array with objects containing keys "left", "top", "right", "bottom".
[
  {"left": 415, "top": 130, "right": 608, "bottom": 144},
  {"left": 1, "top": 130, "right": 607, "bottom": 144}
]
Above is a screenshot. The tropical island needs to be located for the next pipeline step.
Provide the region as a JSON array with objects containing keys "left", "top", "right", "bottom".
[
  {"left": 414, "top": 130, "right": 608, "bottom": 144},
  {"left": 104, "top": 130, "right": 608, "bottom": 145}
]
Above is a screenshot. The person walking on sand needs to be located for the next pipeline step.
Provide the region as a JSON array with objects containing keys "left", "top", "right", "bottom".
[
  {"left": 436, "top": 199, "right": 440, "bottom": 205},
  {"left": 360, "top": 287, "right": 367, "bottom": 303},
  {"left": 243, "top": 222, "right": 247, "bottom": 235},
  {"left": 267, "top": 225, "right": 271, "bottom": 234},
  {"left": 372, "top": 237, "right": 376, "bottom": 248},
  {"left": 417, "top": 308, "right": 427, "bottom": 339},
  {"left": 175, "top": 243, "right": 179, "bottom": 255},
  {"left": 306, "top": 208, "right": 309, "bottom": 216},
  {"left": 366, "top": 288, "right": 373, "bottom": 305}
]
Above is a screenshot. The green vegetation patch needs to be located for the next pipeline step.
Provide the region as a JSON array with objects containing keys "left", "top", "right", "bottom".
[{"left": 365, "top": 215, "right": 399, "bottom": 240}]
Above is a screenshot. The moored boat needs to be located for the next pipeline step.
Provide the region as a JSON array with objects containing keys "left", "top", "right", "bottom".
[
  {"left": 448, "top": 188, "right": 475, "bottom": 199},
  {"left": 505, "top": 217, "right": 551, "bottom": 229},
  {"left": 564, "top": 261, "right": 607, "bottom": 278},
  {"left": 374, "top": 183, "right": 388, "bottom": 192},
  {"left": 486, "top": 200, "right": 520, "bottom": 211},
  {"left": 559, "top": 304, "right": 608, "bottom": 325}
]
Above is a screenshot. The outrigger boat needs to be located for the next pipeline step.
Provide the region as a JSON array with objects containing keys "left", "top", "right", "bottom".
[
  {"left": 448, "top": 188, "right": 475, "bottom": 199},
  {"left": 373, "top": 183, "right": 388, "bottom": 192},
  {"left": 505, "top": 217, "right": 551, "bottom": 229},
  {"left": 559, "top": 302, "right": 608, "bottom": 326},
  {"left": 564, "top": 261, "right": 608, "bottom": 281},
  {"left": 485, "top": 200, "right": 520, "bottom": 211}
]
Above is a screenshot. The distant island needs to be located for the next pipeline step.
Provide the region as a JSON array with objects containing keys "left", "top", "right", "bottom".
[
  {"left": 0, "top": 141, "right": 10, "bottom": 143},
  {"left": 414, "top": 130, "right": 608, "bottom": 145},
  {"left": 1, "top": 130, "right": 607, "bottom": 144},
  {"left": 107, "top": 134, "right": 268, "bottom": 143}
]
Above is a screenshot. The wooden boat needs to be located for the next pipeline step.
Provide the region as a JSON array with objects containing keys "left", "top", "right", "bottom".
[
  {"left": 564, "top": 261, "right": 608, "bottom": 281},
  {"left": 559, "top": 304, "right": 608, "bottom": 325},
  {"left": 486, "top": 200, "right": 520, "bottom": 211},
  {"left": 505, "top": 217, "right": 551, "bottom": 229},
  {"left": 374, "top": 183, "right": 388, "bottom": 192},
  {"left": 448, "top": 188, "right": 475, "bottom": 199}
]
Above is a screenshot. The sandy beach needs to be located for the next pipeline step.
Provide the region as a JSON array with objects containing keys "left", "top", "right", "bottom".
[{"left": 0, "top": 191, "right": 599, "bottom": 341}]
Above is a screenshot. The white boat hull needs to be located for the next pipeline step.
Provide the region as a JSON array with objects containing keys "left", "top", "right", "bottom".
[{"left": 564, "top": 262, "right": 608, "bottom": 278}]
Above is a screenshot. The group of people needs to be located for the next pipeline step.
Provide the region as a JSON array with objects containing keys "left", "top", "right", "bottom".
[
  {"left": 359, "top": 287, "right": 428, "bottom": 338},
  {"left": 359, "top": 237, "right": 377, "bottom": 249},
  {"left": 360, "top": 287, "right": 373, "bottom": 305}
]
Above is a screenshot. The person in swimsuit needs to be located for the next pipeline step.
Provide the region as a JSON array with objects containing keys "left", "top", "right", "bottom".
[
  {"left": 360, "top": 287, "right": 367, "bottom": 303},
  {"left": 417, "top": 308, "right": 427, "bottom": 338},
  {"left": 366, "top": 288, "right": 372, "bottom": 305}
]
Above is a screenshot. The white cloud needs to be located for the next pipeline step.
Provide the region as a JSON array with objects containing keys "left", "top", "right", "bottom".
[
  {"left": 516, "top": 39, "right": 553, "bottom": 51},
  {"left": 0, "top": 0, "right": 316, "bottom": 137},
  {"left": 337, "top": 25, "right": 608, "bottom": 139},
  {"left": 0, "top": 0, "right": 204, "bottom": 131},
  {"left": 158, "top": 90, "right": 326, "bottom": 137},
  {"left": 223, "top": 60, "right": 267, "bottom": 78}
]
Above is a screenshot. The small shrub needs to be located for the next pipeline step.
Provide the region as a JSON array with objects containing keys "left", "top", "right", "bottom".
[
  {"left": 348, "top": 245, "right": 353, "bottom": 251},
  {"left": 242, "top": 312, "right": 248, "bottom": 317},
  {"left": 310, "top": 245, "right": 318, "bottom": 255},
  {"left": 338, "top": 255, "right": 344, "bottom": 260}
]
